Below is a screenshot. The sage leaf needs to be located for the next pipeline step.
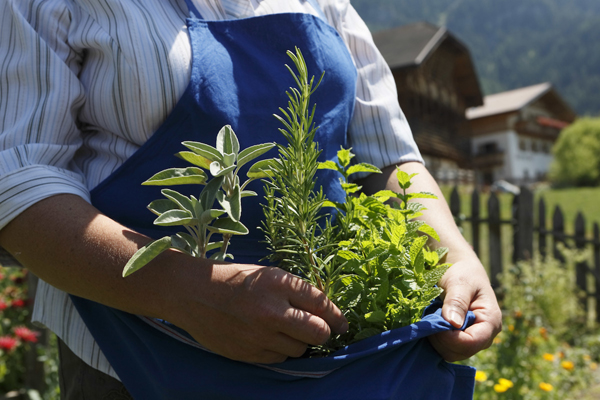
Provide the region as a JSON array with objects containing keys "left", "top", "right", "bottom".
[
  {"left": 182, "top": 141, "right": 223, "bottom": 162},
  {"left": 147, "top": 199, "right": 178, "bottom": 216},
  {"left": 142, "top": 167, "right": 207, "bottom": 186},
  {"left": 216, "top": 125, "right": 239, "bottom": 155},
  {"left": 237, "top": 143, "right": 276, "bottom": 169},
  {"left": 154, "top": 209, "right": 194, "bottom": 226},
  {"left": 207, "top": 218, "right": 249, "bottom": 235},
  {"left": 122, "top": 236, "right": 171, "bottom": 277},
  {"left": 175, "top": 151, "right": 212, "bottom": 169},
  {"left": 247, "top": 159, "right": 277, "bottom": 178},
  {"left": 161, "top": 189, "right": 195, "bottom": 214},
  {"left": 200, "top": 175, "right": 224, "bottom": 211}
]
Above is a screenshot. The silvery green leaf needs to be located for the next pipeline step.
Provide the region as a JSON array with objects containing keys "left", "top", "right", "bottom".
[
  {"left": 122, "top": 236, "right": 171, "bottom": 277},
  {"left": 200, "top": 175, "right": 224, "bottom": 211},
  {"left": 182, "top": 141, "right": 223, "bottom": 162},
  {"left": 142, "top": 167, "right": 207, "bottom": 186},
  {"left": 223, "top": 152, "right": 236, "bottom": 168},
  {"left": 228, "top": 185, "right": 241, "bottom": 221},
  {"left": 154, "top": 209, "right": 194, "bottom": 226},
  {"left": 216, "top": 125, "right": 239, "bottom": 155},
  {"left": 161, "top": 188, "right": 194, "bottom": 214},
  {"left": 147, "top": 199, "right": 178, "bottom": 216},
  {"left": 173, "top": 233, "right": 198, "bottom": 255},
  {"left": 209, "top": 251, "right": 234, "bottom": 261},
  {"left": 210, "top": 161, "right": 222, "bottom": 177},
  {"left": 170, "top": 234, "right": 191, "bottom": 253},
  {"left": 207, "top": 218, "right": 249, "bottom": 235},
  {"left": 347, "top": 163, "right": 381, "bottom": 176},
  {"left": 247, "top": 158, "right": 277, "bottom": 178},
  {"left": 200, "top": 209, "right": 226, "bottom": 225},
  {"left": 213, "top": 164, "right": 236, "bottom": 178},
  {"left": 206, "top": 241, "right": 224, "bottom": 252},
  {"left": 175, "top": 151, "right": 212, "bottom": 169},
  {"left": 237, "top": 143, "right": 276, "bottom": 169},
  {"left": 240, "top": 190, "right": 257, "bottom": 198}
]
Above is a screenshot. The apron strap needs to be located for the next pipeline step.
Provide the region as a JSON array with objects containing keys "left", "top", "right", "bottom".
[
  {"left": 306, "top": 0, "right": 327, "bottom": 21},
  {"left": 184, "top": 0, "right": 203, "bottom": 19}
]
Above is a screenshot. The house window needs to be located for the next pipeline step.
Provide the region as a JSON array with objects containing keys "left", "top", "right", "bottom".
[
  {"left": 519, "top": 138, "right": 528, "bottom": 151},
  {"left": 531, "top": 140, "right": 538, "bottom": 153}
]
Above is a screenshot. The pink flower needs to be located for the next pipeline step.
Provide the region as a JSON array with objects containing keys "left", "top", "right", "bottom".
[
  {"left": 0, "top": 336, "right": 19, "bottom": 352},
  {"left": 14, "top": 326, "right": 39, "bottom": 343},
  {"left": 0, "top": 299, "right": 7, "bottom": 311}
]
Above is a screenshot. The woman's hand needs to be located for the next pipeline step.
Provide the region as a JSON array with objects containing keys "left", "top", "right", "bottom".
[
  {"left": 0, "top": 194, "right": 347, "bottom": 364},
  {"left": 428, "top": 257, "right": 502, "bottom": 361}
]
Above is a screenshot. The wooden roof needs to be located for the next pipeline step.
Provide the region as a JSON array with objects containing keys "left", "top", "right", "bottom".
[{"left": 372, "top": 22, "right": 483, "bottom": 108}]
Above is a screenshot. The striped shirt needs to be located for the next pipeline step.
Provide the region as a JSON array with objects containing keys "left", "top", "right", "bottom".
[{"left": 0, "top": 0, "right": 422, "bottom": 379}]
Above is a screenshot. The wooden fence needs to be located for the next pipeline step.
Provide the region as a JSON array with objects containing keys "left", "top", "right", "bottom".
[{"left": 448, "top": 185, "right": 600, "bottom": 322}]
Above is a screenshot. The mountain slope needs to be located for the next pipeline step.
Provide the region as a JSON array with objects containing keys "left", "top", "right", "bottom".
[{"left": 351, "top": 0, "right": 600, "bottom": 116}]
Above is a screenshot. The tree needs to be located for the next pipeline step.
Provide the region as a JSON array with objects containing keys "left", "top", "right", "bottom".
[{"left": 549, "top": 117, "right": 600, "bottom": 187}]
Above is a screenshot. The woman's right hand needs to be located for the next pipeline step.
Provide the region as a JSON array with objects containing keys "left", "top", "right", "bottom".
[
  {"left": 168, "top": 260, "right": 349, "bottom": 364},
  {"left": 0, "top": 193, "right": 347, "bottom": 365}
]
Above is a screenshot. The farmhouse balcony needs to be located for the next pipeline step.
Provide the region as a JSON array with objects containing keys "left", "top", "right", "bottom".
[
  {"left": 514, "top": 117, "right": 567, "bottom": 139},
  {"left": 472, "top": 151, "right": 504, "bottom": 169}
]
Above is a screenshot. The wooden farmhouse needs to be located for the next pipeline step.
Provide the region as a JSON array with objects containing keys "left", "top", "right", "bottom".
[
  {"left": 372, "top": 22, "right": 483, "bottom": 183},
  {"left": 466, "top": 82, "right": 577, "bottom": 186}
]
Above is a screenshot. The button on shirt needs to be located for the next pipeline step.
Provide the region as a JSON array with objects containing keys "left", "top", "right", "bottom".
[{"left": 0, "top": 0, "right": 422, "bottom": 379}]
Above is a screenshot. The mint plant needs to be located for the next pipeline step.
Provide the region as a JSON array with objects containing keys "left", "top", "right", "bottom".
[{"left": 122, "top": 125, "right": 275, "bottom": 277}]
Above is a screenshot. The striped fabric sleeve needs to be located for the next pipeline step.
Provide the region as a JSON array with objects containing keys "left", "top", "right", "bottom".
[
  {"left": 0, "top": 0, "right": 90, "bottom": 230},
  {"left": 321, "top": 0, "right": 423, "bottom": 174}
]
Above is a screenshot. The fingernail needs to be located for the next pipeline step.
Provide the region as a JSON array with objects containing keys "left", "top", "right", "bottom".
[{"left": 449, "top": 310, "right": 464, "bottom": 327}]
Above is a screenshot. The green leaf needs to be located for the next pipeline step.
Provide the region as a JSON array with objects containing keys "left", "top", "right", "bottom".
[
  {"left": 200, "top": 209, "right": 226, "bottom": 225},
  {"left": 396, "top": 169, "right": 418, "bottom": 189},
  {"left": 172, "top": 233, "right": 197, "bottom": 254},
  {"left": 364, "top": 310, "right": 386, "bottom": 324},
  {"left": 175, "top": 151, "right": 213, "bottom": 169},
  {"left": 237, "top": 143, "right": 276, "bottom": 169},
  {"left": 160, "top": 189, "right": 194, "bottom": 214},
  {"left": 417, "top": 224, "right": 440, "bottom": 242},
  {"left": 247, "top": 158, "right": 277, "bottom": 178},
  {"left": 142, "top": 167, "right": 207, "bottom": 186},
  {"left": 372, "top": 189, "right": 398, "bottom": 201},
  {"left": 147, "top": 199, "right": 178, "bottom": 216},
  {"left": 207, "top": 218, "right": 249, "bottom": 235},
  {"left": 210, "top": 162, "right": 236, "bottom": 178},
  {"left": 122, "top": 236, "right": 171, "bottom": 277},
  {"left": 347, "top": 163, "right": 381, "bottom": 176},
  {"left": 353, "top": 327, "right": 382, "bottom": 342},
  {"left": 222, "top": 153, "right": 236, "bottom": 168},
  {"left": 317, "top": 160, "right": 341, "bottom": 172},
  {"left": 337, "top": 147, "right": 354, "bottom": 168},
  {"left": 229, "top": 185, "right": 241, "bottom": 221},
  {"left": 154, "top": 209, "right": 194, "bottom": 226},
  {"left": 341, "top": 183, "right": 361, "bottom": 194},
  {"left": 216, "top": 125, "right": 239, "bottom": 155},
  {"left": 240, "top": 190, "right": 257, "bottom": 198},
  {"left": 182, "top": 141, "right": 222, "bottom": 162},
  {"left": 409, "top": 236, "right": 429, "bottom": 265},
  {"left": 200, "top": 175, "right": 224, "bottom": 211},
  {"left": 406, "top": 192, "right": 438, "bottom": 201}
]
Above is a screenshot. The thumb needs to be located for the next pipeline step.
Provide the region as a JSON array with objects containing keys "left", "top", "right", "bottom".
[{"left": 441, "top": 283, "right": 472, "bottom": 329}]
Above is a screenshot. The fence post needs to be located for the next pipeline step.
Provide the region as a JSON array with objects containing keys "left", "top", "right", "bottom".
[
  {"left": 471, "top": 190, "right": 480, "bottom": 256},
  {"left": 553, "top": 206, "right": 565, "bottom": 262},
  {"left": 594, "top": 223, "right": 600, "bottom": 323},
  {"left": 538, "top": 197, "right": 547, "bottom": 258},
  {"left": 488, "top": 192, "right": 502, "bottom": 289},
  {"left": 513, "top": 186, "right": 534, "bottom": 262},
  {"left": 574, "top": 212, "right": 588, "bottom": 312},
  {"left": 450, "top": 186, "right": 461, "bottom": 227}
]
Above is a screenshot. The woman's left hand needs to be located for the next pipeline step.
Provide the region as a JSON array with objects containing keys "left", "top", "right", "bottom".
[{"left": 428, "top": 257, "right": 502, "bottom": 362}]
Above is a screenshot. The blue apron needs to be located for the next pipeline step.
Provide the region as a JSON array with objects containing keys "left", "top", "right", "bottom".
[{"left": 71, "top": 2, "right": 476, "bottom": 398}]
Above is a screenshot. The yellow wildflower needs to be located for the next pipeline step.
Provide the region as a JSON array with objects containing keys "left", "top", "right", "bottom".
[
  {"left": 561, "top": 360, "right": 575, "bottom": 371},
  {"left": 493, "top": 337, "right": 502, "bottom": 344},
  {"left": 475, "top": 371, "right": 488, "bottom": 382},
  {"left": 539, "top": 382, "right": 553, "bottom": 392},
  {"left": 494, "top": 384, "right": 509, "bottom": 393},
  {"left": 583, "top": 354, "right": 591, "bottom": 361},
  {"left": 542, "top": 353, "right": 555, "bottom": 362},
  {"left": 508, "top": 324, "right": 515, "bottom": 332},
  {"left": 498, "top": 378, "right": 514, "bottom": 388},
  {"left": 514, "top": 310, "right": 523, "bottom": 318},
  {"left": 591, "top": 362, "right": 598, "bottom": 371}
]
